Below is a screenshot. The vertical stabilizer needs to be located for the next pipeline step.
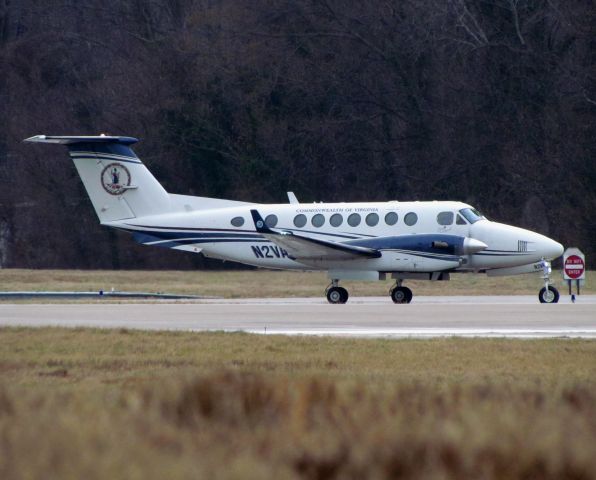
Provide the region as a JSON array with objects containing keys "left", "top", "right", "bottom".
[{"left": 24, "top": 135, "right": 171, "bottom": 222}]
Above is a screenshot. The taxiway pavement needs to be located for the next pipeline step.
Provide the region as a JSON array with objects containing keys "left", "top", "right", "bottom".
[{"left": 1, "top": 296, "right": 595, "bottom": 338}]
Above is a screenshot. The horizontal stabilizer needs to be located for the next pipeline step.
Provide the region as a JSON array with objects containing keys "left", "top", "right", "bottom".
[{"left": 24, "top": 135, "right": 138, "bottom": 145}]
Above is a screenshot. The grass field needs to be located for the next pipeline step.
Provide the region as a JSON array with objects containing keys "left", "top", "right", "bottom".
[
  {"left": 1, "top": 268, "right": 594, "bottom": 299},
  {"left": 0, "top": 328, "right": 595, "bottom": 479}
]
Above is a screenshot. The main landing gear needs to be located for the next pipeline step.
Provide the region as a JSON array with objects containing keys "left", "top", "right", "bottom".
[
  {"left": 538, "top": 259, "right": 559, "bottom": 304},
  {"left": 390, "top": 284, "right": 413, "bottom": 304},
  {"left": 326, "top": 280, "right": 349, "bottom": 304},
  {"left": 325, "top": 279, "right": 413, "bottom": 304}
]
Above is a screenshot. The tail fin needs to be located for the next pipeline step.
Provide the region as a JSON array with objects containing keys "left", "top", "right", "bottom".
[{"left": 24, "top": 135, "right": 171, "bottom": 223}]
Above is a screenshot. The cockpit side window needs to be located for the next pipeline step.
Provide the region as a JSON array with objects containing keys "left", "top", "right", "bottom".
[
  {"left": 459, "top": 208, "right": 485, "bottom": 224},
  {"left": 437, "top": 212, "right": 454, "bottom": 225},
  {"left": 456, "top": 214, "right": 467, "bottom": 225}
]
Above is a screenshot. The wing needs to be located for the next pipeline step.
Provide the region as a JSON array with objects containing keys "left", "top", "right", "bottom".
[{"left": 250, "top": 210, "right": 381, "bottom": 261}]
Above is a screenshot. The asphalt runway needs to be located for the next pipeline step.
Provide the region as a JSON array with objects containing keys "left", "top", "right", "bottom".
[{"left": 1, "top": 295, "right": 595, "bottom": 338}]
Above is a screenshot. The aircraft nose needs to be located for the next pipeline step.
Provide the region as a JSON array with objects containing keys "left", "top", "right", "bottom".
[{"left": 541, "top": 238, "right": 564, "bottom": 260}]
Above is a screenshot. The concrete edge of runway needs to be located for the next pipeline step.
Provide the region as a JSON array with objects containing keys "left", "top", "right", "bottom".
[
  {"left": 1, "top": 296, "right": 595, "bottom": 339},
  {"left": 240, "top": 328, "right": 596, "bottom": 339}
]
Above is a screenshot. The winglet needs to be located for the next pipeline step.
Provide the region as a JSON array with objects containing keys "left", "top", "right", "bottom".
[{"left": 250, "top": 209, "right": 274, "bottom": 234}]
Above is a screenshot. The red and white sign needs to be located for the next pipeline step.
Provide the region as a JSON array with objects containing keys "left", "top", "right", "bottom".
[{"left": 563, "top": 248, "right": 585, "bottom": 280}]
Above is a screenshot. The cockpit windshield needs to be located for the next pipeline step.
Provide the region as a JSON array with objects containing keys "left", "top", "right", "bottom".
[{"left": 459, "top": 207, "right": 486, "bottom": 224}]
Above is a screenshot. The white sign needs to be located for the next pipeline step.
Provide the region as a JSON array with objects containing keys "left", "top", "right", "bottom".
[{"left": 563, "top": 247, "right": 585, "bottom": 281}]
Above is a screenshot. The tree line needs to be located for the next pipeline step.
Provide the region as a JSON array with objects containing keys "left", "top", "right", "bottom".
[{"left": 0, "top": 0, "right": 594, "bottom": 269}]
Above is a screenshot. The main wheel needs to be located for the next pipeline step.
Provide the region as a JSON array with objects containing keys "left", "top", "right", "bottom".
[
  {"left": 538, "top": 286, "right": 559, "bottom": 304},
  {"left": 391, "top": 286, "right": 413, "bottom": 304},
  {"left": 326, "top": 286, "right": 349, "bottom": 304}
]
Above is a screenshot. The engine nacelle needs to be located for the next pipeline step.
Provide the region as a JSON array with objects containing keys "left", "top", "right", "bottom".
[{"left": 348, "top": 234, "right": 487, "bottom": 257}]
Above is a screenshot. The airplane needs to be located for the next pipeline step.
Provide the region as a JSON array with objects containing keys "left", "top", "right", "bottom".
[{"left": 24, "top": 134, "right": 565, "bottom": 304}]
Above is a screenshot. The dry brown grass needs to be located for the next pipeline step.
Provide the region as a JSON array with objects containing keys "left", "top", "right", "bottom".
[
  {"left": 1, "top": 268, "right": 593, "bottom": 299},
  {"left": 0, "top": 328, "right": 595, "bottom": 479}
]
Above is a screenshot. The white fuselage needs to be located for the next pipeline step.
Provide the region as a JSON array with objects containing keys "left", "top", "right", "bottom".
[
  {"left": 110, "top": 200, "right": 563, "bottom": 274},
  {"left": 24, "top": 134, "right": 567, "bottom": 303}
]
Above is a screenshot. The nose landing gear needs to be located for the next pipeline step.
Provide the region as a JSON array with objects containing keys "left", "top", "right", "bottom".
[{"left": 538, "top": 260, "right": 560, "bottom": 303}]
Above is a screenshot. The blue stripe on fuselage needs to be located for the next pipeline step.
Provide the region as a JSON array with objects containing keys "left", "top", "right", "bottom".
[
  {"left": 127, "top": 227, "right": 468, "bottom": 264},
  {"left": 144, "top": 238, "right": 269, "bottom": 249},
  {"left": 132, "top": 230, "right": 264, "bottom": 247}
]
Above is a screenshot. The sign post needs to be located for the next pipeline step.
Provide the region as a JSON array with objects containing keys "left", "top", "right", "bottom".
[{"left": 563, "top": 248, "right": 585, "bottom": 296}]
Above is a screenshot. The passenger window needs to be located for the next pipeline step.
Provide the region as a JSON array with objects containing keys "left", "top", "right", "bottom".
[
  {"left": 385, "top": 212, "right": 398, "bottom": 225},
  {"left": 456, "top": 214, "right": 467, "bottom": 225},
  {"left": 265, "top": 214, "right": 278, "bottom": 228},
  {"left": 231, "top": 216, "right": 244, "bottom": 227},
  {"left": 311, "top": 214, "right": 325, "bottom": 227},
  {"left": 437, "top": 212, "right": 454, "bottom": 226},
  {"left": 366, "top": 213, "right": 379, "bottom": 226},
  {"left": 404, "top": 212, "right": 418, "bottom": 226},
  {"left": 330, "top": 213, "right": 343, "bottom": 227},
  {"left": 293, "top": 214, "right": 307, "bottom": 228},
  {"left": 347, "top": 213, "right": 361, "bottom": 227}
]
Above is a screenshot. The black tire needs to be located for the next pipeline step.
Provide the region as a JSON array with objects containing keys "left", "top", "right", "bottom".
[
  {"left": 538, "top": 286, "right": 559, "bottom": 304},
  {"left": 404, "top": 286, "right": 413, "bottom": 303},
  {"left": 391, "top": 286, "right": 412, "bottom": 304},
  {"left": 338, "top": 287, "right": 349, "bottom": 304},
  {"left": 326, "top": 286, "right": 348, "bottom": 304}
]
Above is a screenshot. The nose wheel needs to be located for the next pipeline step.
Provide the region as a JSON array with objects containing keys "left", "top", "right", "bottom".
[{"left": 539, "top": 285, "right": 559, "bottom": 304}]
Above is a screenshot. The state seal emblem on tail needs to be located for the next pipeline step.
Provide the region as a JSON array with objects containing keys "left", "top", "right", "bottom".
[{"left": 101, "top": 163, "right": 131, "bottom": 195}]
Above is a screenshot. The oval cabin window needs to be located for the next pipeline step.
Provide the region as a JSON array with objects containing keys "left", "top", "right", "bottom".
[
  {"left": 347, "top": 213, "right": 361, "bottom": 227},
  {"left": 293, "top": 214, "right": 307, "bottom": 228},
  {"left": 265, "top": 214, "right": 278, "bottom": 228},
  {"left": 365, "top": 213, "right": 379, "bottom": 226},
  {"left": 330, "top": 213, "right": 343, "bottom": 227},
  {"left": 404, "top": 212, "right": 418, "bottom": 226},
  {"left": 311, "top": 214, "right": 325, "bottom": 227},
  {"left": 385, "top": 212, "right": 398, "bottom": 225},
  {"left": 231, "top": 216, "right": 245, "bottom": 227}
]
